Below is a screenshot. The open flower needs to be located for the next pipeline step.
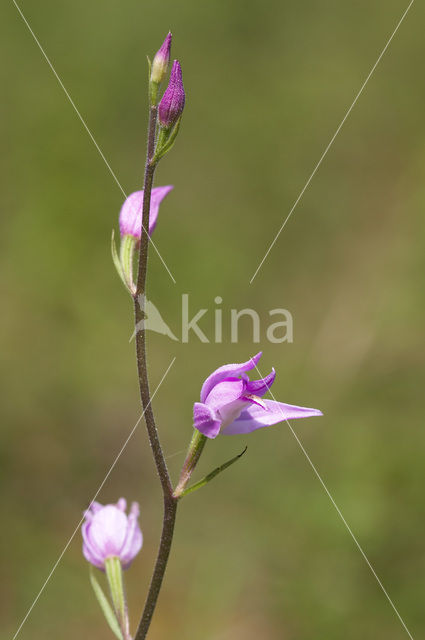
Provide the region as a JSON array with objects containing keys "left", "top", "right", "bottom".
[
  {"left": 193, "top": 352, "right": 322, "bottom": 439},
  {"left": 82, "top": 499, "right": 143, "bottom": 570},
  {"left": 119, "top": 186, "right": 173, "bottom": 241}
]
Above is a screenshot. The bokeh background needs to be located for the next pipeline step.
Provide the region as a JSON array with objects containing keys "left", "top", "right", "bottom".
[{"left": 1, "top": 1, "right": 424, "bottom": 638}]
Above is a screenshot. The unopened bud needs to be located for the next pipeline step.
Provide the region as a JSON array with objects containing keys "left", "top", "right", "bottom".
[
  {"left": 158, "top": 60, "right": 185, "bottom": 129},
  {"left": 151, "top": 32, "right": 172, "bottom": 85}
]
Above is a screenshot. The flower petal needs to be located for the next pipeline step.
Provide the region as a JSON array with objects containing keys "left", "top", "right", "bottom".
[
  {"left": 221, "top": 399, "right": 323, "bottom": 435},
  {"left": 82, "top": 521, "right": 106, "bottom": 569},
  {"left": 119, "top": 186, "right": 173, "bottom": 239},
  {"left": 149, "top": 186, "right": 174, "bottom": 234},
  {"left": 204, "top": 378, "right": 245, "bottom": 410},
  {"left": 88, "top": 506, "right": 129, "bottom": 557},
  {"left": 82, "top": 544, "right": 104, "bottom": 569},
  {"left": 84, "top": 501, "right": 103, "bottom": 519},
  {"left": 244, "top": 368, "right": 276, "bottom": 397},
  {"left": 116, "top": 498, "right": 127, "bottom": 512},
  {"left": 119, "top": 503, "right": 143, "bottom": 568},
  {"left": 193, "top": 402, "right": 221, "bottom": 439},
  {"left": 200, "top": 352, "right": 262, "bottom": 403}
]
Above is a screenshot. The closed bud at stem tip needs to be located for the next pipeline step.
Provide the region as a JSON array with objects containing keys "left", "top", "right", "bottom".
[{"left": 150, "top": 32, "right": 172, "bottom": 85}]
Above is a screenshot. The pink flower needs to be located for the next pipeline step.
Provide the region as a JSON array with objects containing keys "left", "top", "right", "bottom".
[
  {"left": 82, "top": 499, "right": 143, "bottom": 570},
  {"left": 193, "top": 352, "right": 322, "bottom": 439},
  {"left": 119, "top": 186, "right": 173, "bottom": 240}
]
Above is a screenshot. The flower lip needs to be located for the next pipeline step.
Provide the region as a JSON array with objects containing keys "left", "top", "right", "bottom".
[
  {"left": 242, "top": 393, "right": 267, "bottom": 409},
  {"left": 82, "top": 499, "right": 143, "bottom": 570}
]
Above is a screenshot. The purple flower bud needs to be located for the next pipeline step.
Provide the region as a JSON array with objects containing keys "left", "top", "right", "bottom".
[
  {"left": 158, "top": 60, "right": 185, "bottom": 129},
  {"left": 151, "top": 32, "right": 172, "bottom": 84},
  {"left": 82, "top": 499, "right": 143, "bottom": 570},
  {"left": 119, "top": 185, "right": 173, "bottom": 240}
]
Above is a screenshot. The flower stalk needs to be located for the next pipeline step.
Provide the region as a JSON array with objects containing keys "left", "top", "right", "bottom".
[
  {"left": 173, "top": 429, "right": 207, "bottom": 498},
  {"left": 105, "top": 556, "right": 130, "bottom": 640}
]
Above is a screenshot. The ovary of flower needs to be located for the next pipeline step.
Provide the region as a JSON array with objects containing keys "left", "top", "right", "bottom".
[
  {"left": 193, "top": 352, "right": 323, "bottom": 439},
  {"left": 82, "top": 499, "right": 143, "bottom": 570}
]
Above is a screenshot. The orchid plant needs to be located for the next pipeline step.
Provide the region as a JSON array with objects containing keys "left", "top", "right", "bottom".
[{"left": 83, "top": 32, "right": 322, "bottom": 639}]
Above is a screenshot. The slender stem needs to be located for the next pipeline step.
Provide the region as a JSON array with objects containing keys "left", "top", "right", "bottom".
[
  {"left": 134, "top": 495, "right": 177, "bottom": 640},
  {"left": 136, "top": 104, "right": 157, "bottom": 296},
  {"left": 133, "top": 103, "right": 178, "bottom": 639},
  {"left": 134, "top": 103, "right": 172, "bottom": 497}
]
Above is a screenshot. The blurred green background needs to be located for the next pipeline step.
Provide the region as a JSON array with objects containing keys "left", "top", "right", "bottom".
[{"left": 1, "top": 0, "right": 424, "bottom": 638}]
